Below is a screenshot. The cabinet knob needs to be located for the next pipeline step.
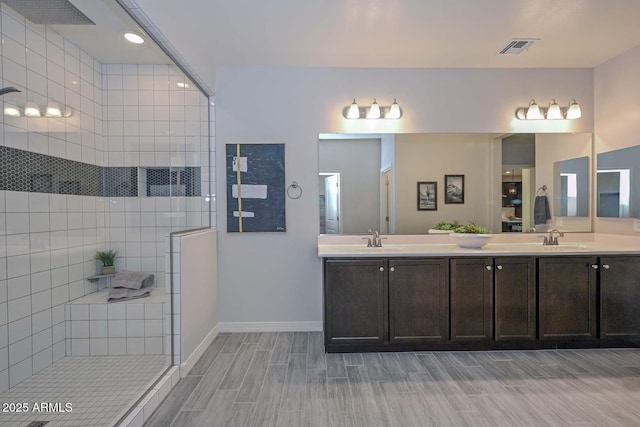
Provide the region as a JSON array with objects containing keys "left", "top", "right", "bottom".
[
  {"left": 379, "top": 267, "right": 384, "bottom": 272},
  {"left": 496, "top": 265, "right": 503, "bottom": 270},
  {"left": 591, "top": 264, "right": 599, "bottom": 269},
  {"left": 602, "top": 264, "right": 610, "bottom": 270},
  {"left": 485, "top": 265, "right": 492, "bottom": 271},
  {"left": 389, "top": 267, "right": 395, "bottom": 272}
]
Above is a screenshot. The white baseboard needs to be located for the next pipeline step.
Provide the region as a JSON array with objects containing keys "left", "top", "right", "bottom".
[
  {"left": 180, "top": 324, "right": 219, "bottom": 378},
  {"left": 218, "top": 321, "right": 323, "bottom": 333}
]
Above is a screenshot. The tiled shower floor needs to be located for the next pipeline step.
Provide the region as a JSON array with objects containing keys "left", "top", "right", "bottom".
[{"left": 0, "top": 355, "right": 166, "bottom": 427}]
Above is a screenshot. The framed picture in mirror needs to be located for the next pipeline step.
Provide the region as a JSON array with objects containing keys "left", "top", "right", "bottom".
[
  {"left": 417, "top": 181, "right": 437, "bottom": 211},
  {"left": 445, "top": 174, "right": 464, "bottom": 204}
]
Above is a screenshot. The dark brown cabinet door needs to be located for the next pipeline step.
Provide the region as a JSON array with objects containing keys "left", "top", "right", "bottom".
[
  {"left": 600, "top": 256, "right": 640, "bottom": 340},
  {"left": 494, "top": 257, "right": 536, "bottom": 341},
  {"left": 324, "top": 258, "right": 387, "bottom": 345},
  {"left": 388, "top": 258, "right": 448, "bottom": 343},
  {"left": 450, "top": 258, "right": 493, "bottom": 341},
  {"left": 539, "top": 257, "right": 598, "bottom": 340}
]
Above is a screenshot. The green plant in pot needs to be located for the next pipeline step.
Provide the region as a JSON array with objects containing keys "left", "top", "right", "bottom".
[{"left": 95, "top": 249, "right": 118, "bottom": 275}]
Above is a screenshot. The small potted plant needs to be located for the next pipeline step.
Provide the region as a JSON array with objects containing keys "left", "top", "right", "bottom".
[
  {"left": 449, "top": 222, "right": 494, "bottom": 248},
  {"left": 95, "top": 249, "right": 118, "bottom": 275}
]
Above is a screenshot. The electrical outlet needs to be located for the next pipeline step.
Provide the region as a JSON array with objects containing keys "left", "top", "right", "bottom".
[
  {"left": 556, "top": 217, "right": 563, "bottom": 227},
  {"left": 634, "top": 219, "right": 640, "bottom": 233}
]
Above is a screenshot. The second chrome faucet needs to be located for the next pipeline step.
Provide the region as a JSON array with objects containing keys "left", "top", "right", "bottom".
[{"left": 540, "top": 228, "right": 564, "bottom": 245}]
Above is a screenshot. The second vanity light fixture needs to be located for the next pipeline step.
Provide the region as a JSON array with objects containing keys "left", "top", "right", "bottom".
[
  {"left": 516, "top": 99, "right": 581, "bottom": 120},
  {"left": 344, "top": 98, "right": 402, "bottom": 120}
]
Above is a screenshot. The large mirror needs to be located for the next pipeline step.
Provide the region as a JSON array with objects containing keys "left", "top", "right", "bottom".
[
  {"left": 597, "top": 145, "right": 640, "bottom": 218},
  {"left": 319, "top": 133, "right": 593, "bottom": 234}
]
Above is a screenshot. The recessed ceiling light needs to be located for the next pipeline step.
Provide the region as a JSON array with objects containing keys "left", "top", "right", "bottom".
[
  {"left": 176, "top": 82, "right": 190, "bottom": 88},
  {"left": 124, "top": 32, "right": 144, "bottom": 44}
]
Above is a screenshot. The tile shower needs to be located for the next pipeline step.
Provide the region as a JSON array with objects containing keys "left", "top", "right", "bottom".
[{"left": 0, "top": 2, "right": 212, "bottom": 425}]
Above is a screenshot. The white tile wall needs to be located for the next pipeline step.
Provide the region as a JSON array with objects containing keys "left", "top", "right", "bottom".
[
  {"left": 0, "top": 3, "right": 105, "bottom": 392},
  {"left": 0, "top": 0, "right": 214, "bottom": 393}
]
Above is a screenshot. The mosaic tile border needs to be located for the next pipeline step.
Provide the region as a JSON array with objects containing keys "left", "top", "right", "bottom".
[{"left": 0, "top": 146, "right": 201, "bottom": 197}]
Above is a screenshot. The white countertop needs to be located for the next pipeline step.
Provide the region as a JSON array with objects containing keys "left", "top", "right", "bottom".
[{"left": 318, "top": 233, "right": 640, "bottom": 258}]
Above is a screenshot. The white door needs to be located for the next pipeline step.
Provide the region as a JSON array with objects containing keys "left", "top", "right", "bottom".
[{"left": 325, "top": 174, "right": 340, "bottom": 234}]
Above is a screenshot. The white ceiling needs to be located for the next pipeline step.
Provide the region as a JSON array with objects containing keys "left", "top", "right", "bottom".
[
  {"left": 49, "top": 0, "right": 170, "bottom": 64},
  {"left": 55, "top": 1, "right": 640, "bottom": 92}
]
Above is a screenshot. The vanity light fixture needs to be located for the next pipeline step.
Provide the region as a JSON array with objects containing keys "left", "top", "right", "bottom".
[
  {"left": 516, "top": 98, "right": 582, "bottom": 120},
  {"left": 24, "top": 101, "right": 41, "bottom": 117},
  {"left": 3, "top": 100, "right": 71, "bottom": 118},
  {"left": 176, "top": 82, "right": 190, "bottom": 88},
  {"left": 45, "top": 102, "right": 62, "bottom": 117},
  {"left": 343, "top": 98, "right": 402, "bottom": 120},
  {"left": 124, "top": 32, "right": 145, "bottom": 44}
]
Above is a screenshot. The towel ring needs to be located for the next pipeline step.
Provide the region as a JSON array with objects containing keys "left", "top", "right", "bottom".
[
  {"left": 287, "top": 181, "right": 303, "bottom": 199},
  {"left": 536, "top": 185, "right": 548, "bottom": 196}
]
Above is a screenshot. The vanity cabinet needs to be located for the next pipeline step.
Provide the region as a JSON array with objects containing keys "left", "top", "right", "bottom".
[
  {"left": 450, "top": 258, "right": 494, "bottom": 341},
  {"left": 494, "top": 257, "right": 536, "bottom": 341},
  {"left": 323, "top": 253, "right": 640, "bottom": 352},
  {"left": 538, "top": 256, "right": 598, "bottom": 340},
  {"left": 600, "top": 256, "right": 640, "bottom": 341},
  {"left": 323, "top": 258, "right": 387, "bottom": 345},
  {"left": 388, "top": 258, "right": 448, "bottom": 343}
]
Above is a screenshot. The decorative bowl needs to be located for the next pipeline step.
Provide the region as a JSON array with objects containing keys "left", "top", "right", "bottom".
[{"left": 449, "top": 233, "right": 494, "bottom": 249}]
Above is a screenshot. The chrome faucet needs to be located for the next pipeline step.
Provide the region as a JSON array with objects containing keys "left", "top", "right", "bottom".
[
  {"left": 540, "top": 228, "right": 564, "bottom": 245},
  {"left": 363, "top": 229, "right": 386, "bottom": 247}
]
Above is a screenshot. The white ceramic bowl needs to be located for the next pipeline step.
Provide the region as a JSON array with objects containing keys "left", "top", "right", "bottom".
[{"left": 449, "top": 233, "right": 494, "bottom": 249}]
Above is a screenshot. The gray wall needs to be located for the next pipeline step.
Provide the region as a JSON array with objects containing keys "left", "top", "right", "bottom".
[{"left": 215, "top": 66, "right": 594, "bottom": 326}]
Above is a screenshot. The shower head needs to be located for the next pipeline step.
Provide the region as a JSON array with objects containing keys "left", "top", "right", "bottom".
[{"left": 0, "top": 87, "right": 21, "bottom": 96}]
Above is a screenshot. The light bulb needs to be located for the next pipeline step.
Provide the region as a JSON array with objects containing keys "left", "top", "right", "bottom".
[
  {"left": 367, "top": 99, "right": 381, "bottom": 119},
  {"left": 24, "top": 101, "right": 41, "bottom": 117},
  {"left": 346, "top": 99, "right": 360, "bottom": 119},
  {"left": 124, "top": 32, "right": 144, "bottom": 44},
  {"left": 3, "top": 104, "right": 20, "bottom": 117},
  {"left": 386, "top": 99, "right": 401, "bottom": 119},
  {"left": 45, "top": 102, "right": 62, "bottom": 117},
  {"left": 566, "top": 99, "right": 581, "bottom": 119},
  {"left": 546, "top": 99, "right": 563, "bottom": 119},
  {"left": 525, "top": 99, "right": 543, "bottom": 120}
]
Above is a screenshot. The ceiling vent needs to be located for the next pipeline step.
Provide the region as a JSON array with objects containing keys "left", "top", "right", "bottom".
[
  {"left": 498, "top": 39, "right": 538, "bottom": 55},
  {"left": 1, "top": 0, "right": 95, "bottom": 25}
]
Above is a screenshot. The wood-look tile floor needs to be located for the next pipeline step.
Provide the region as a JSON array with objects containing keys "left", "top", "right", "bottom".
[{"left": 144, "top": 332, "right": 640, "bottom": 427}]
